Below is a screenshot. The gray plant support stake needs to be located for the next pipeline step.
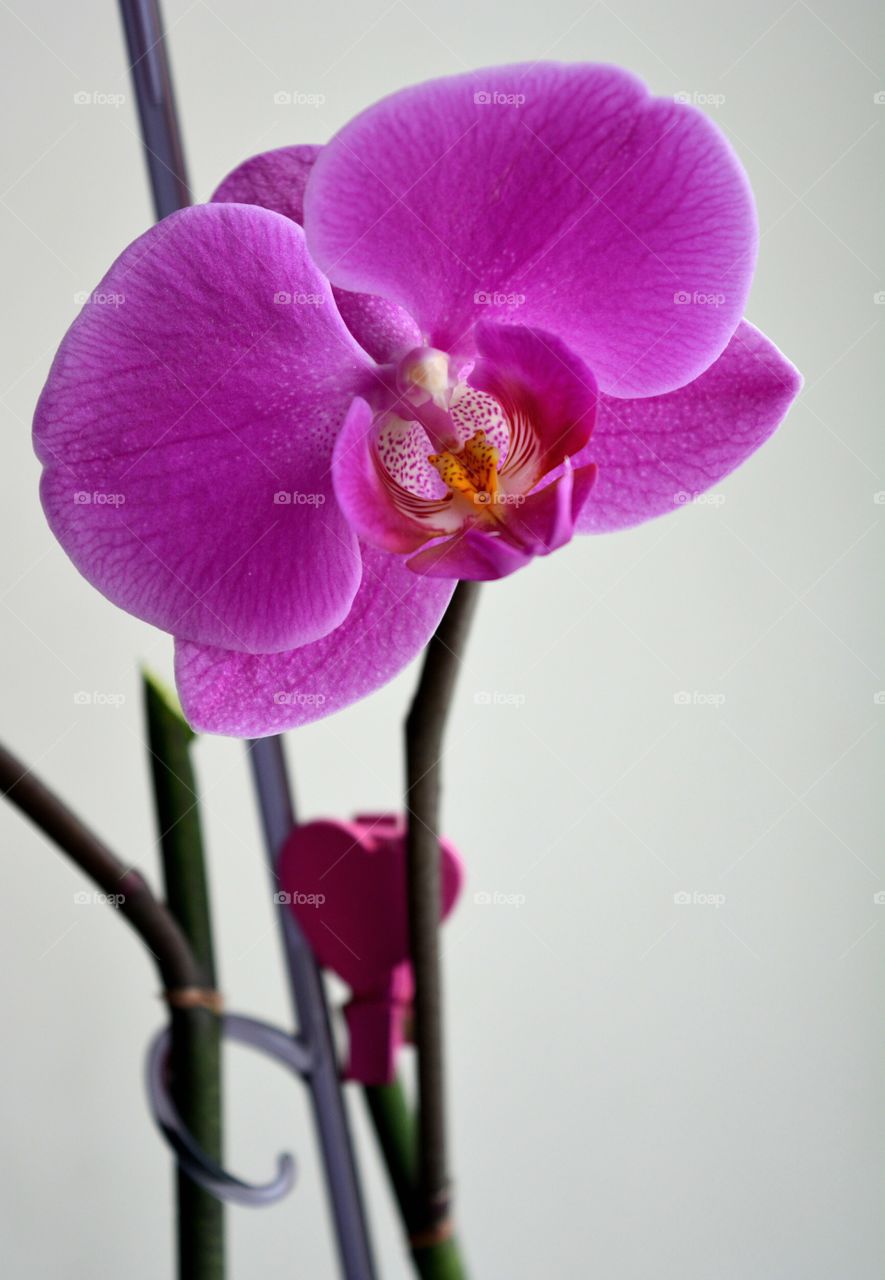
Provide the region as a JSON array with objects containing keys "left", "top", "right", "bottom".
[
  {"left": 118, "top": 0, "right": 190, "bottom": 218},
  {"left": 249, "top": 737, "right": 377, "bottom": 1279},
  {"left": 117, "top": 3, "right": 376, "bottom": 1275}
]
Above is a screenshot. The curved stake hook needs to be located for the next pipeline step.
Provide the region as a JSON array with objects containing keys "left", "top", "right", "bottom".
[{"left": 146, "top": 1012, "right": 312, "bottom": 1206}]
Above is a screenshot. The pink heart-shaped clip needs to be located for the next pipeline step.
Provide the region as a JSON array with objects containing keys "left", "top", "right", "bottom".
[{"left": 278, "top": 814, "right": 463, "bottom": 1084}]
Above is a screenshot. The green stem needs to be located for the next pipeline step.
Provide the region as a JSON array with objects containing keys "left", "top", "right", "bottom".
[
  {"left": 405, "top": 581, "right": 479, "bottom": 1242},
  {"left": 143, "top": 672, "right": 224, "bottom": 1280},
  {"left": 364, "top": 1080, "right": 469, "bottom": 1280}
]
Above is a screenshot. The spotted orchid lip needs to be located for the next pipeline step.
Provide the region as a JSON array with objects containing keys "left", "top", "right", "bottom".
[
  {"left": 367, "top": 347, "right": 540, "bottom": 534},
  {"left": 331, "top": 320, "right": 602, "bottom": 572}
]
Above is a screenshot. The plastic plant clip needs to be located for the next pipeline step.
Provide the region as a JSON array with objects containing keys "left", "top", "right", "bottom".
[{"left": 278, "top": 815, "right": 464, "bottom": 1085}]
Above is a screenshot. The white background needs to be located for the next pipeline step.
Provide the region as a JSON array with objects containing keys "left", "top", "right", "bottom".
[{"left": 1, "top": 1, "right": 882, "bottom": 1276}]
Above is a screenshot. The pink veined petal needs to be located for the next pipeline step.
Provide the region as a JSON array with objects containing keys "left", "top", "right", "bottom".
[
  {"left": 213, "top": 143, "right": 320, "bottom": 222},
  {"left": 174, "top": 544, "right": 455, "bottom": 735},
  {"left": 304, "top": 62, "right": 757, "bottom": 398},
  {"left": 573, "top": 321, "right": 802, "bottom": 532},
  {"left": 406, "top": 529, "right": 534, "bottom": 581},
  {"left": 332, "top": 292, "right": 423, "bottom": 367},
  {"left": 213, "top": 146, "right": 421, "bottom": 363},
  {"left": 34, "top": 203, "right": 371, "bottom": 653},
  {"left": 471, "top": 322, "right": 597, "bottom": 476}
]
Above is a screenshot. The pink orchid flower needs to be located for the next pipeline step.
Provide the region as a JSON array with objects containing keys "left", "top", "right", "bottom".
[{"left": 33, "top": 63, "right": 800, "bottom": 737}]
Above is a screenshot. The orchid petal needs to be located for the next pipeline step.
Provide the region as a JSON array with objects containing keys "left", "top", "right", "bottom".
[
  {"left": 213, "top": 146, "right": 421, "bottom": 363},
  {"left": 304, "top": 63, "right": 757, "bottom": 397},
  {"left": 406, "top": 529, "right": 533, "bottom": 580},
  {"left": 574, "top": 321, "right": 801, "bottom": 532},
  {"left": 471, "top": 322, "right": 597, "bottom": 476},
  {"left": 34, "top": 203, "right": 370, "bottom": 653},
  {"left": 213, "top": 143, "right": 320, "bottom": 222},
  {"left": 175, "top": 545, "right": 455, "bottom": 735}
]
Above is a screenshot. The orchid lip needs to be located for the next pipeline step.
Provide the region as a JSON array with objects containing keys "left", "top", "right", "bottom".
[{"left": 364, "top": 348, "right": 550, "bottom": 550}]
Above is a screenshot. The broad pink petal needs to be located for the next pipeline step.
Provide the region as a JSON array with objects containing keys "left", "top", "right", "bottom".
[
  {"left": 574, "top": 321, "right": 801, "bottom": 532},
  {"left": 34, "top": 204, "right": 370, "bottom": 653},
  {"left": 213, "top": 147, "right": 421, "bottom": 363},
  {"left": 406, "top": 529, "right": 533, "bottom": 580},
  {"left": 175, "top": 545, "right": 455, "bottom": 735},
  {"left": 471, "top": 322, "right": 597, "bottom": 475},
  {"left": 304, "top": 63, "right": 756, "bottom": 398}
]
